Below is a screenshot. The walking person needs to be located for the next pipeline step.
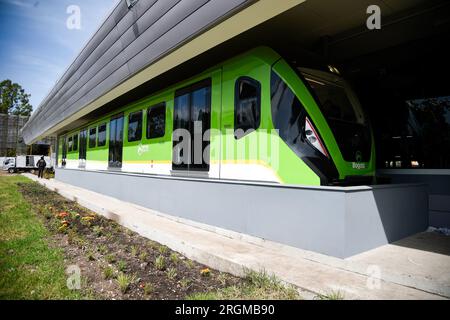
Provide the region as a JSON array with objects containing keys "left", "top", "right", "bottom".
[{"left": 37, "top": 156, "right": 46, "bottom": 179}]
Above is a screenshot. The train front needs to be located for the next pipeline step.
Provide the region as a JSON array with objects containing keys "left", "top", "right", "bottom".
[{"left": 271, "top": 58, "right": 375, "bottom": 186}]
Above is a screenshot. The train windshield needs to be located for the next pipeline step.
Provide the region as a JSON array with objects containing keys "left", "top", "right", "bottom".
[{"left": 300, "top": 68, "right": 371, "bottom": 163}]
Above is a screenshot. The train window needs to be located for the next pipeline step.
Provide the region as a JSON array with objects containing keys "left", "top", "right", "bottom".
[
  {"left": 378, "top": 96, "right": 450, "bottom": 169},
  {"left": 234, "top": 77, "right": 261, "bottom": 139},
  {"left": 97, "top": 123, "right": 106, "bottom": 146},
  {"left": 68, "top": 136, "right": 73, "bottom": 152},
  {"left": 147, "top": 103, "right": 166, "bottom": 139},
  {"left": 173, "top": 79, "right": 212, "bottom": 171},
  {"left": 109, "top": 114, "right": 124, "bottom": 168},
  {"left": 301, "top": 68, "right": 371, "bottom": 163},
  {"left": 79, "top": 129, "right": 87, "bottom": 160},
  {"left": 271, "top": 71, "right": 307, "bottom": 151},
  {"left": 89, "top": 127, "right": 96, "bottom": 148},
  {"left": 62, "top": 137, "right": 67, "bottom": 158},
  {"left": 128, "top": 110, "right": 142, "bottom": 142},
  {"left": 73, "top": 134, "right": 78, "bottom": 151}
]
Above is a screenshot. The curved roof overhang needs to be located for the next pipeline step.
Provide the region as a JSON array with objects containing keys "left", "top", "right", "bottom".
[{"left": 21, "top": 0, "right": 305, "bottom": 144}]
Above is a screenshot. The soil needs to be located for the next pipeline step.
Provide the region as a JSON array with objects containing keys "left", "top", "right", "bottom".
[{"left": 17, "top": 181, "right": 241, "bottom": 300}]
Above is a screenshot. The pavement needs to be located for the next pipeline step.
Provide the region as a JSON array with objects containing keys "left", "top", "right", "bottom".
[{"left": 23, "top": 173, "right": 450, "bottom": 300}]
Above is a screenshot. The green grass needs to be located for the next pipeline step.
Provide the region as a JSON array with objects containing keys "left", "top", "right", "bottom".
[
  {"left": 0, "top": 175, "right": 303, "bottom": 301},
  {"left": 187, "top": 269, "right": 301, "bottom": 300},
  {"left": 0, "top": 175, "right": 86, "bottom": 299},
  {"left": 315, "top": 290, "right": 345, "bottom": 300}
]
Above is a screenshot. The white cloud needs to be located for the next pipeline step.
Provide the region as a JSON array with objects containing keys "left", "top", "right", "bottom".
[{"left": 3, "top": 0, "right": 36, "bottom": 8}]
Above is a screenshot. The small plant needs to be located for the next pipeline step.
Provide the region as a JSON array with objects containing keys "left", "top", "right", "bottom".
[
  {"left": 217, "top": 273, "right": 228, "bottom": 286},
  {"left": 110, "top": 221, "right": 121, "bottom": 231},
  {"left": 43, "top": 210, "right": 53, "bottom": 220},
  {"left": 117, "top": 260, "right": 127, "bottom": 272},
  {"left": 58, "top": 220, "right": 70, "bottom": 233},
  {"left": 49, "top": 219, "right": 61, "bottom": 232},
  {"left": 158, "top": 245, "right": 168, "bottom": 255},
  {"left": 130, "top": 245, "right": 138, "bottom": 257},
  {"left": 180, "top": 278, "right": 191, "bottom": 289},
  {"left": 70, "top": 211, "right": 80, "bottom": 220},
  {"left": 72, "top": 235, "right": 87, "bottom": 249},
  {"left": 67, "top": 229, "right": 77, "bottom": 244},
  {"left": 200, "top": 268, "right": 211, "bottom": 277},
  {"left": 86, "top": 250, "right": 95, "bottom": 261},
  {"left": 106, "top": 253, "right": 116, "bottom": 264},
  {"left": 184, "top": 259, "right": 194, "bottom": 269},
  {"left": 315, "top": 290, "right": 345, "bottom": 300},
  {"left": 92, "top": 225, "right": 104, "bottom": 237},
  {"left": 139, "top": 251, "right": 148, "bottom": 261},
  {"left": 97, "top": 244, "right": 108, "bottom": 255},
  {"left": 155, "top": 255, "right": 166, "bottom": 271},
  {"left": 116, "top": 273, "right": 135, "bottom": 294},
  {"left": 105, "top": 232, "right": 114, "bottom": 240},
  {"left": 147, "top": 240, "right": 158, "bottom": 250},
  {"left": 166, "top": 267, "right": 177, "bottom": 280},
  {"left": 80, "top": 216, "right": 95, "bottom": 226},
  {"left": 169, "top": 252, "right": 179, "bottom": 264},
  {"left": 103, "top": 266, "right": 115, "bottom": 280},
  {"left": 142, "top": 282, "right": 153, "bottom": 296}
]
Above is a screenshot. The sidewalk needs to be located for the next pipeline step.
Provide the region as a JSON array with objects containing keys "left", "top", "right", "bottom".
[{"left": 24, "top": 173, "right": 449, "bottom": 300}]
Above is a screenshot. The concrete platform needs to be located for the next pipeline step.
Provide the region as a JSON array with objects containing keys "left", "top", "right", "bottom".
[
  {"left": 54, "top": 168, "right": 429, "bottom": 258},
  {"left": 23, "top": 173, "right": 450, "bottom": 300}
]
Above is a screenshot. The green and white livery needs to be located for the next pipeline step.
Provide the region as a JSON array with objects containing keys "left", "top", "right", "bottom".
[{"left": 58, "top": 47, "right": 375, "bottom": 186}]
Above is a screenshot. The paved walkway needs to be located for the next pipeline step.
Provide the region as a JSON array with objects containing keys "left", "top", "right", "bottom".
[{"left": 24, "top": 174, "right": 449, "bottom": 300}]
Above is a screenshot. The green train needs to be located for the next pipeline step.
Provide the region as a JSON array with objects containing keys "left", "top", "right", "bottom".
[{"left": 58, "top": 47, "right": 375, "bottom": 186}]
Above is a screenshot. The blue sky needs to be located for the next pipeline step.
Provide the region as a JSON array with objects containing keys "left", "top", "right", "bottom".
[{"left": 0, "top": 0, "right": 118, "bottom": 111}]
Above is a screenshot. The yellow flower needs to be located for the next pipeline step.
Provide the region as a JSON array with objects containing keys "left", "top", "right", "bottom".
[{"left": 200, "top": 268, "right": 210, "bottom": 276}]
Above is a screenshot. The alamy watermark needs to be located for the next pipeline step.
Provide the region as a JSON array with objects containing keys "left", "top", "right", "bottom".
[
  {"left": 367, "top": 5, "right": 381, "bottom": 30},
  {"left": 66, "top": 5, "right": 81, "bottom": 30},
  {"left": 171, "top": 126, "right": 280, "bottom": 170},
  {"left": 366, "top": 265, "right": 382, "bottom": 290},
  {"left": 66, "top": 264, "right": 81, "bottom": 290}
]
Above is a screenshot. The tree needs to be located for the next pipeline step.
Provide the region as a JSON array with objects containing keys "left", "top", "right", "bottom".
[{"left": 0, "top": 79, "right": 33, "bottom": 116}]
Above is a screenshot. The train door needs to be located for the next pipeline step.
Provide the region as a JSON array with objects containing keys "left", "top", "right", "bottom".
[
  {"left": 109, "top": 114, "right": 124, "bottom": 169},
  {"left": 79, "top": 129, "right": 87, "bottom": 168},
  {"left": 172, "top": 79, "right": 212, "bottom": 173},
  {"left": 61, "top": 136, "right": 67, "bottom": 167},
  {"left": 219, "top": 57, "right": 278, "bottom": 182}
]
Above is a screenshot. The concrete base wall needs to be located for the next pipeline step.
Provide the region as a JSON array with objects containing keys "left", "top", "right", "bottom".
[{"left": 55, "top": 168, "right": 429, "bottom": 258}]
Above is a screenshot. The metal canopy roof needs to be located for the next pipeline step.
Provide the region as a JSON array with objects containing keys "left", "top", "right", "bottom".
[
  {"left": 21, "top": 0, "right": 259, "bottom": 144},
  {"left": 22, "top": 0, "right": 444, "bottom": 143}
]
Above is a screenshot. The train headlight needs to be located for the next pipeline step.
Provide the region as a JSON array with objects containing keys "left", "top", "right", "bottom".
[
  {"left": 305, "top": 117, "right": 329, "bottom": 158},
  {"left": 327, "top": 65, "right": 341, "bottom": 75}
]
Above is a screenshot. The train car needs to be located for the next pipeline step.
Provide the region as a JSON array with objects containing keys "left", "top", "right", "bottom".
[{"left": 57, "top": 47, "right": 375, "bottom": 186}]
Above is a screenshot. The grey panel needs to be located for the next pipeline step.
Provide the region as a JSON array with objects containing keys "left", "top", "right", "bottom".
[
  {"left": 41, "top": 0, "right": 179, "bottom": 124},
  {"left": 430, "top": 194, "right": 450, "bottom": 212},
  {"left": 345, "top": 185, "right": 428, "bottom": 256},
  {"left": 381, "top": 171, "right": 450, "bottom": 228},
  {"left": 38, "top": 2, "right": 129, "bottom": 114},
  {"left": 127, "top": 0, "right": 251, "bottom": 72},
  {"left": 55, "top": 168, "right": 429, "bottom": 258},
  {"left": 45, "top": 0, "right": 206, "bottom": 127},
  {"left": 22, "top": 0, "right": 253, "bottom": 144}
]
